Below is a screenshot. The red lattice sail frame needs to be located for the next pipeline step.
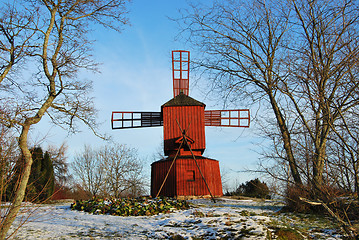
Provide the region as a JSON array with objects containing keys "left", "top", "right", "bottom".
[
  {"left": 112, "top": 109, "right": 250, "bottom": 129},
  {"left": 172, "top": 50, "right": 190, "bottom": 97},
  {"left": 204, "top": 109, "right": 250, "bottom": 127},
  {"left": 111, "top": 111, "right": 162, "bottom": 129}
]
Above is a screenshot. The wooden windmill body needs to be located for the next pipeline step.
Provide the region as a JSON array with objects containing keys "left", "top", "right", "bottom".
[{"left": 112, "top": 50, "right": 250, "bottom": 198}]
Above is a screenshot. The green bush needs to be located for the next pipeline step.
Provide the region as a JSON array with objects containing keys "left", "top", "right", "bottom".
[
  {"left": 71, "top": 197, "right": 190, "bottom": 216},
  {"left": 227, "top": 178, "right": 271, "bottom": 199}
]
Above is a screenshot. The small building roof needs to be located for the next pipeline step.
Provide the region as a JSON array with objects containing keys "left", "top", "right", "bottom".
[{"left": 162, "top": 93, "right": 205, "bottom": 107}]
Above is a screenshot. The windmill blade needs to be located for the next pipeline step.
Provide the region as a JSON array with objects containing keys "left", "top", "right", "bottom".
[
  {"left": 172, "top": 50, "right": 190, "bottom": 97},
  {"left": 204, "top": 109, "right": 250, "bottom": 127},
  {"left": 111, "top": 111, "right": 163, "bottom": 129}
]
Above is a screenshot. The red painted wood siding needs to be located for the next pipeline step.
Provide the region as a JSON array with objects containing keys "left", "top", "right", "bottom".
[
  {"left": 151, "top": 160, "right": 176, "bottom": 197},
  {"left": 162, "top": 105, "right": 205, "bottom": 156},
  {"left": 151, "top": 158, "right": 223, "bottom": 197},
  {"left": 176, "top": 158, "right": 222, "bottom": 196}
]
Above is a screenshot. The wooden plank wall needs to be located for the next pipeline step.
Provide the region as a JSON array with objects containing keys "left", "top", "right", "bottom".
[
  {"left": 163, "top": 105, "right": 206, "bottom": 155},
  {"left": 176, "top": 158, "right": 222, "bottom": 197},
  {"left": 151, "top": 158, "right": 223, "bottom": 197},
  {"left": 151, "top": 160, "right": 176, "bottom": 197}
]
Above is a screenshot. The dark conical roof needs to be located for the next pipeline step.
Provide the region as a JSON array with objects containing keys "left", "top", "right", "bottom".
[{"left": 162, "top": 93, "right": 205, "bottom": 107}]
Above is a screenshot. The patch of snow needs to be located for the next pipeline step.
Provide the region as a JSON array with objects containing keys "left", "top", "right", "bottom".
[{"left": 6, "top": 198, "right": 344, "bottom": 239}]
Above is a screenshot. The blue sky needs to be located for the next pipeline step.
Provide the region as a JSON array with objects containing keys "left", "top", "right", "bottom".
[{"left": 34, "top": 0, "right": 262, "bottom": 192}]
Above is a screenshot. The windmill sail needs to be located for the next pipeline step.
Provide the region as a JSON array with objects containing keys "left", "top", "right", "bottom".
[
  {"left": 204, "top": 109, "right": 250, "bottom": 127},
  {"left": 172, "top": 50, "right": 190, "bottom": 97},
  {"left": 111, "top": 111, "right": 163, "bottom": 129}
]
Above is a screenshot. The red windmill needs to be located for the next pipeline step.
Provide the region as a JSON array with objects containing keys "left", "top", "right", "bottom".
[{"left": 111, "top": 50, "right": 250, "bottom": 199}]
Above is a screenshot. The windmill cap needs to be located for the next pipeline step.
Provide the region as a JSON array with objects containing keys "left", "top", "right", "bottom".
[{"left": 162, "top": 92, "right": 206, "bottom": 107}]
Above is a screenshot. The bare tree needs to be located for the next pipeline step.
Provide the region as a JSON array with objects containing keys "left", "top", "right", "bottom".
[
  {"left": 177, "top": 0, "right": 302, "bottom": 185},
  {"left": 0, "top": 0, "right": 130, "bottom": 238},
  {"left": 327, "top": 111, "right": 359, "bottom": 199},
  {"left": 282, "top": 0, "right": 359, "bottom": 192},
  {"left": 100, "top": 144, "right": 145, "bottom": 198},
  {"left": 0, "top": 2, "right": 37, "bottom": 85},
  {"left": 178, "top": 0, "right": 359, "bottom": 198},
  {"left": 0, "top": 125, "right": 18, "bottom": 202},
  {"left": 47, "top": 143, "right": 70, "bottom": 186},
  {"left": 72, "top": 145, "right": 106, "bottom": 197},
  {"left": 0, "top": 124, "right": 20, "bottom": 239},
  {"left": 72, "top": 144, "right": 146, "bottom": 198}
]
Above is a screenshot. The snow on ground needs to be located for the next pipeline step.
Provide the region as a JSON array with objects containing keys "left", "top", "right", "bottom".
[{"left": 7, "top": 198, "right": 343, "bottom": 239}]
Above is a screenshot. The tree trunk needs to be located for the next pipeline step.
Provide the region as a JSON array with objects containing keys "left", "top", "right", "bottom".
[
  {"left": 312, "top": 110, "right": 329, "bottom": 192},
  {"left": 312, "top": 129, "right": 329, "bottom": 193},
  {"left": 0, "top": 125, "right": 32, "bottom": 240},
  {"left": 312, "top": 147, "right": 326, "bottom": 191},
  {"left": 268, "top": 92, "right": 303, "bottom": 185}
]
